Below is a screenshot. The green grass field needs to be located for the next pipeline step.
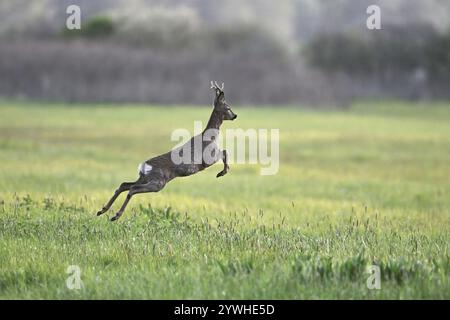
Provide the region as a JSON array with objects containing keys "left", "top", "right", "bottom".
[{"left": 0, "top": 100, "right": 449, "bottom": 299}]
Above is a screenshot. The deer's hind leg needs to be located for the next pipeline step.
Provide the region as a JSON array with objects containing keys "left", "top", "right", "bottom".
[
  {"left": 97, "top": 177, "right": 144, "bottom": 216},
  {"left": 110, "top": 179, "right": 166, "bottom": 221}
]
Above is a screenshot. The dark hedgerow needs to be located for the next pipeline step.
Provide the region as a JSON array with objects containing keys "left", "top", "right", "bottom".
[{"left": 62, "top": 15, "right": 115, "bottom": 39}]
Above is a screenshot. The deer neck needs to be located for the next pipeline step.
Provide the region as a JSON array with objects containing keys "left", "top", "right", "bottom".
[{"left": 204, "top": 109, "right": 223, "bottom": 131}]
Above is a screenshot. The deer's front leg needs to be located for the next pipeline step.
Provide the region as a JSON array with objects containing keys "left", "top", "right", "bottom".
[{"left": 216, "top": 150, "right": 230, "bottom": 178}]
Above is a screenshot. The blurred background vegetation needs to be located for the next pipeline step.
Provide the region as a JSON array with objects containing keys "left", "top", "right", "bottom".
[{"left": 1, "top": 0, "right": 450, "bottom": 106}]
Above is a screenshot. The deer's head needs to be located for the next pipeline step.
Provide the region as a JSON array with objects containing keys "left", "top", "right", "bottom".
[{"left": 211, "top": 81, "right": 237, "bottom": 121}]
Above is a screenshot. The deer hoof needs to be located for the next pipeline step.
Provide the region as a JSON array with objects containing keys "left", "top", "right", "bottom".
[
  {"left": 110, "top": 214, "right": 120, "bottom": 221},
  {"left": 96, "top": 209, "right": 105, "bottom": 216},
  {"left": 216, "top": 171, "right": 226, "bottom": 178}
]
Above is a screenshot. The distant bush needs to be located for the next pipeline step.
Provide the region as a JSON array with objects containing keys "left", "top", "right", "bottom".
[
  {"left": 304, "top": 23, "right": 450, "bottom": 80},
  {"left": 61, "top": 10, "right": 287, "bottom": 56},
  {"left": 62, "top": 16, "right": 115, "bottom": 39},
  {"left": 109, "top": 6, "right": 200, "bottom": 49},
  {"left": 426, "top": 29, "right": 450, "bottom": 81}
]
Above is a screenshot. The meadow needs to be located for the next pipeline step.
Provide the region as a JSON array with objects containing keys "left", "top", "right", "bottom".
[{"left": 0, "top": 100, "right": 448, "bottom": 299}]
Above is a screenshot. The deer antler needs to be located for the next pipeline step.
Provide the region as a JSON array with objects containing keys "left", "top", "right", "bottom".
[{"left": 210, "top": 81, "right": 224, "bottom": 93}]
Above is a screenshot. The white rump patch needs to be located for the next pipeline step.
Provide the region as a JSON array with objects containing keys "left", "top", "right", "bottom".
[{"left": 138, "top": 162, "right": 153, "bottom": 175}]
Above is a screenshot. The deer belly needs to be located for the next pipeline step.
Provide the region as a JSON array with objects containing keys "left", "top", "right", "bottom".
[{"left": 175, "top": 163, "right": 203, "bottom": 177}]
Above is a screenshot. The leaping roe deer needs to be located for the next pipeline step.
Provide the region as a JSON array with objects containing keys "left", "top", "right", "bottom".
[{"left": 97, "top": 81, "right": 237, "bottom": 221}]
